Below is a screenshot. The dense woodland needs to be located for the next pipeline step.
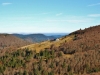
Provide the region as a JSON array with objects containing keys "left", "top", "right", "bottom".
[{"left": 0, "top": 25, "right": 100, "bottom": 75}]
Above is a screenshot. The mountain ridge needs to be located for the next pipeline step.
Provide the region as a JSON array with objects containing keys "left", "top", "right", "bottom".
[{"left": 12, "top": 33, "right": 66, "bottom": 43}]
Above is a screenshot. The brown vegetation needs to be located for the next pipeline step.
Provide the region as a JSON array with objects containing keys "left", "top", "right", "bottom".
[
  {"left": 0, "top": 25, "right": 100, "bottom": 75},
  {"left": 0, "top": 34, "right": 31, "bottom": 54}
]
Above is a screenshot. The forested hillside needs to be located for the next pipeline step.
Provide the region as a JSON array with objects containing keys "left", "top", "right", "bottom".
[{"left": 0, "top": 25, "right": 100, "bottom": 75}]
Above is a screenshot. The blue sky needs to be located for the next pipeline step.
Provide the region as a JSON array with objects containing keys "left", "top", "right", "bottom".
[{"left": 0, "top": 0, "right": 100, "bottom": 33}]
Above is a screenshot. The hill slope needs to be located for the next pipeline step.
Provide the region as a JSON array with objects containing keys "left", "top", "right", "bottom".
[
  {"left": 22, "top": 25, "right": 100, "bottom": 53},
  {"left": 21, "top": 34, "right": 73, "bottom": 53},
  {"left": 0, "top": 25, "right": 100, "bottom": 75},
  {"left": 20, "top": 25, "right": 100, "bottom": 75},
  {"left": 0, "top": 34, "right": 31, "bottom": 51}
]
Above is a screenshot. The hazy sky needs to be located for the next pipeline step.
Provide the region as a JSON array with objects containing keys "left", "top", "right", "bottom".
[{"left": 0, "top": 0, "right": 100, "bottom": 33}]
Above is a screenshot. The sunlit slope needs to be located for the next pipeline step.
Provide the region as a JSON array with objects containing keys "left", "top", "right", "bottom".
[{"left": 21, "top": 35, "right": 74, "bottom": 53}]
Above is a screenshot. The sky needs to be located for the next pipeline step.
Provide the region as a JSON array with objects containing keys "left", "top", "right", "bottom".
[{"left": 0, "top": 0, "right": 100, "bottom": 33}]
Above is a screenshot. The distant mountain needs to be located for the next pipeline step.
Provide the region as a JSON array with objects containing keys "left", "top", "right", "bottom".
[
  {"left": 44, "top": 33, "right": 68, "bottom": 36},
  {"left": 0, "top": 34, "right": 31, "bottom": 51},
  {"left": 49, "top": 35, "right": 63, "bottom": 38},
  {"left": 45, "top": 33, "right": 68, "bottom": 39},
  {"left": 13, "top": 33, "right": 64, "bottom": 43}
]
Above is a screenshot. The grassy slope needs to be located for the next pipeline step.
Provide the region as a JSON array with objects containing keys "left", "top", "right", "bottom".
[{"left": 21, "top": 35, "right": 74, "bottom": 53}]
